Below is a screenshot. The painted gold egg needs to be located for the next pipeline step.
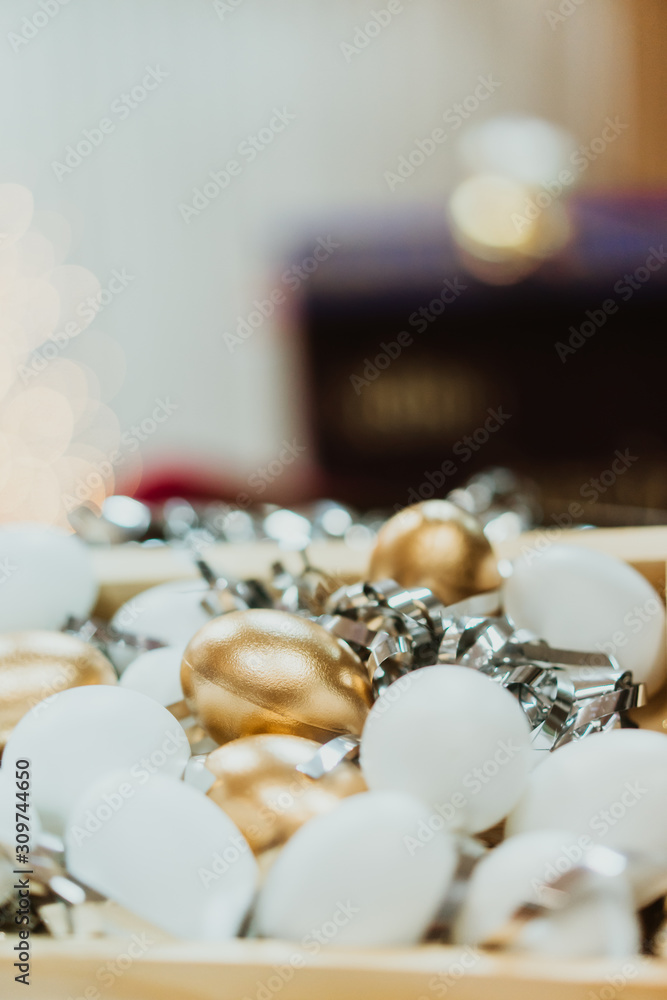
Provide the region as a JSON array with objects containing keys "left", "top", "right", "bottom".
[
  {"left": 369, "top": 499, "right": 501, "bottom": 606},
  {"left": 181, "top": 608, "right": 373, "bottom": 746},
  {"left": 206, "top": 733, "right": 366, "bottom": 854},
  {"left": 0, "top": 631, "right": 116, "bottom": 752}
]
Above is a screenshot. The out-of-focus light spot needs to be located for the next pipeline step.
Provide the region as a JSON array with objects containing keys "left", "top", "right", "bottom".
[
  {"left": 0, "top": 184, "right": 34, "bottom": 249},
  {"left": 73, "top": 400, "right": 121, "bottom": 455},
  {"left": 7, "top": 230, "right": 56, "bottom": 277},
  {"left": 2, "top": 386, "right": 74, "bottom": 462},
  {"left": 36, "top": 360, "right": 94, "bottom": 423},
  {"left": 48, "top": 264, "right": 101, "bottom": 336},
  {"left": 103, "top": 495, "right": 151, "bottom": 533},
  {"left": 0, "top": 269, "right": 61, "bottom": 353},
  {"left": 264, "top": 509, "right": 311, "bottom": 550},
  {"left": 67, "top": 330, "right": 127, "bottom": 402},
  {"left": 54, "top": 452, "right": 111, "bottom": 516},
  {"left": 0, "top": 454, "right": 62, "bottom": 525},
  {"left": 0, "top": 186, "right": 126, "bottom": 526},
  {"left": 30, "top": 210, "right": 72, "bottom": 265},
  {"left": 458, "top": 115, "right": 575, "bottom": 188},
  {"left": 321, "top": 506, "right": 353, "bottom": 537},
  {"left": 450, "top": 174, "right": 534, "bottom": 254},
  {"left": 483, "top": 511, "right": 524, "bottom": 545},
  {"left": 0, "top": 348, "right": 16, "bottom": 400}
]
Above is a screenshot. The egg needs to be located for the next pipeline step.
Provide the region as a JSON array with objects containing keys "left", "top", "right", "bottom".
[
  {"left": 111, "top": 579, "right": 214, "bottom": 657},
  {"left": 205, "top": 734, "right": 367, "bottom": 854},
  {"left": 181, "top": 609, "right": 373, "bottom": 745},
  {"left": 66, "top": 771, "right": 257, "bottom": 940},
  {"left": 119, "top": 646, "right": 184, "bottom": 707},
  {"left": 2, "top": 685, "right": 190, "bottom": 834},
  {"left": 454, "top": 829, "right": 640, "bottom": 957},
  {"left": 504, "top": 544, "right": 666, "bottom": 695},
  {"left": 253, "top": 791, "right": 457, "bottom": 947},
  {"left": 0, "top": 630, "right": 117, "bottom": 752},
  {"left": 369, "top": 500, "right": 501, "bottom": 606},
  {"left": 0, "top": 522, "right": 97, "bottom": 631},
  {"left": 360, "top": 666, "right": 532, "bottom": 834},
  {"left": 506, "top": 729, "right": 667, "bottom": 905}
]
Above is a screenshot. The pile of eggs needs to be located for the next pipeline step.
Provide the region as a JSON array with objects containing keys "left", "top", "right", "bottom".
[{"left": 1, "top": 503, "right": 666, "bottom": 957}]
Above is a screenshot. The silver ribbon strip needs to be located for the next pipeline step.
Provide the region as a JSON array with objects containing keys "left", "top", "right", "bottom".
[
  {"left": 324, "top": 579, "right": 645, "bottom": 752},
  {"left": 296, "top": 735, "right": 361, "bottom": 779},
  {"left": 437, "top": 614, "right": 645, "bottom": 751}
]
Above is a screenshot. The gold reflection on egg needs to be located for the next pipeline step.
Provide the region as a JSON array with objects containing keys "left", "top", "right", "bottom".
[
  {"left": 0, "top": 631, "right": 116, "bottom": 751},
  {"left": 206, "top": 734, "right": 367, "bottom": 854},
  {"left": 181, "top": 609, "right": 373, "bottom": 746},
  {"left": 370, "top": 499, "right": 501, "bottom": 606}
]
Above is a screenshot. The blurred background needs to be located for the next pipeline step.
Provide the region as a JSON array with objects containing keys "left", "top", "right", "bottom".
[{"left": 0, "top": 0, "right": 665, "bottom": 528}]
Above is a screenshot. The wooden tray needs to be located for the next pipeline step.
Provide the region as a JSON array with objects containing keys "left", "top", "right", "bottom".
[{"left": 2, "top": 525, "right": 667, "bottom": 999}]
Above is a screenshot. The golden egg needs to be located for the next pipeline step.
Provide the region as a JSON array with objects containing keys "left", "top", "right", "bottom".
[
  {"left": 0, "top": 631, "right": 116, "bottom": 752},
  {"left": 206, "top": 733, "right": 366, "bottom": 854},
  {"left": 181, "top": 609, "right": 373, "bottom": 746},
  {"left": 369, "top": 499, "right": 501, "bottom": 606}
]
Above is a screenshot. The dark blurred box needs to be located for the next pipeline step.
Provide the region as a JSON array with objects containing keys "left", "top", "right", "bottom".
[{"left": 296, "top": 196, "right": 667, "bottom": 519}]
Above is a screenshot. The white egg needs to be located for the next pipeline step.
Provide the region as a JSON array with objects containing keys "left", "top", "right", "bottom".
[
  {"left": 504, "top": 545, "right": 666, "bottom": 695},
  {"left": 360, "top": 667, "right": 532, "bottom": 834},
  {"left": 66, "top": 771, "right": 257, "bottom": 940},
  {"left": 111, "top": 579, "right": 213, "bottom": 653},
  {"left": 253, "top": 791, "right": 457, "bottom": 947},
  {"left": 506, "top": 729, "right": 667, "bottom": 905},
  {"left": 119, "top": 646, "right": 184, "bottom": 706},
  {"left": 3, "top": 685, "right": 190, "bottom": 834},
  {"left": 454, "top": 829, "right": 639, "bottom": 957},
  {"left": 0, "top": 522, "right": 97, "bottom": 631}
]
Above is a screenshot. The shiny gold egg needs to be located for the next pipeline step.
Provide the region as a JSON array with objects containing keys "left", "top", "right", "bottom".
[
  {"left": 181, "top": 608, "right": 373, "bottom": 746},
  {"left": 369, "top": 499, "right": 501, "bottom": 606},
  {"left": 206, "top": 733, "right": 366, "bottom": 854},
  {"left": 0, "top": 631, "right": 116, "bottom": 752}
]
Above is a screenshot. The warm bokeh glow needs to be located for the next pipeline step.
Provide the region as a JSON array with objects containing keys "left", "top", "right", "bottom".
[{"left": 0, "top": 185, "right": 126, "bottom": 526}]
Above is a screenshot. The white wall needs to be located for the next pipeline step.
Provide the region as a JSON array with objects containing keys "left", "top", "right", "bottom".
[{"left": 0, "top": 0, "right": 632, "bottom": 518}]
